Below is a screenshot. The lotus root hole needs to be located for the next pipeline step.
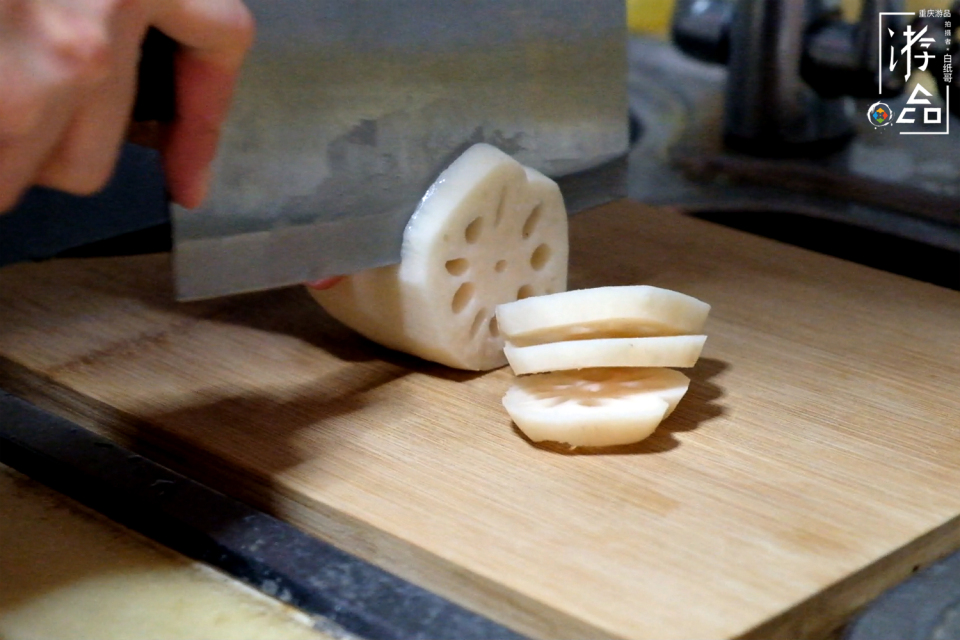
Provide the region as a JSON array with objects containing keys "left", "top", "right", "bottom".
[
  {"left": 494, "top": 259, "right": 507, "bottom": 273},
  {"left": 517, "top": 285, "right": 535, "bottom": 300},
  {"left": 522, "top": 205, "right": 542, "bottom": 239},
  {"left": 445, "top": 258, "right": 469, "bottom": 276},
  {"left": 465, "top": 217, "right": 483, "bottom": 244},
  {"left": 452, "top": 282, "right": 475, "bottom": 313},
  {"left": 470, "top": 309, "right": 486, "bottom": 336},
  {"left": 488, "top": 316, "right": 500, "bottom": 337},
  {"left": 530, "top": 243, "right": 551, "bottom": 270}
]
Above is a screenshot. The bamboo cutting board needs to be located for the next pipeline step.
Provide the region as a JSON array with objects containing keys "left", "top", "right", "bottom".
[{"left": 1, "top": 203, "right": 959, "bottom": 640}]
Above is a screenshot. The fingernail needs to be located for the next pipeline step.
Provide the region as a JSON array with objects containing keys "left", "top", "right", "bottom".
[{"left": 305, "top": 276, "right": 345, "bottom": 290}]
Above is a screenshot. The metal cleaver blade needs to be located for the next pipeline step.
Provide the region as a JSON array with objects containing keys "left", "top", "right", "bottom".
[{"left": 173, "top": 0, "right": 629, "bottom": 301}]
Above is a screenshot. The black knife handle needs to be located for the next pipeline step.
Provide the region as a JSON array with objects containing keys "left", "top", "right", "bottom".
[{"left": 132, "top": 28, "right": 176, "bottom": 124}]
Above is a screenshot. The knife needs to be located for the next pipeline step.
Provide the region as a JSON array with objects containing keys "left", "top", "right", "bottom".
[
  {"left": 172, "top": 0, "right": 630, "bottom": 300},
  {"left": 0, "top": 2, "right": 629, "bottom": 297}
]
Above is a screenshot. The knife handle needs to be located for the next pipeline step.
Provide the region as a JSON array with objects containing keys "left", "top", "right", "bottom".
[{"left": 127, "top": 28, "right": 176, "bottom": 150}]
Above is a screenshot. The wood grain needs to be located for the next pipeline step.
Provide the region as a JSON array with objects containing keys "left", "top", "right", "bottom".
[{"left": 1, "top": 202, "right": 959, "bottom": 640}]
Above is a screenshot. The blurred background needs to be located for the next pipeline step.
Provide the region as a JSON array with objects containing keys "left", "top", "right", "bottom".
[
  {"left": 626, "top": 0, "right": 951, "bottom": 35},
  {"left": 626, "top": 0, "right": 958, "bottom": 291}
]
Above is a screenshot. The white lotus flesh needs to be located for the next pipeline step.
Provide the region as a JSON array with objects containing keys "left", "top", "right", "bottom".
[
  {"left": 495, "top": 286, "right": 711, "bottom": 347},
  {"left": 504, "top": 335, "right": 707, "bottom": 375},
  {"left": 310, "top": 144, "right": 568, "bottom": 370},
  {"left": 503, "top": 368, "right": 691, "bottom": 447}
]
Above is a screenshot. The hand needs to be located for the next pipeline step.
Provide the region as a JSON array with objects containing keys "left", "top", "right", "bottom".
[
  {"left": 0, "top": 0, "right": 255, "bottom": 213},
  {"left": 305, "top": 277, "right": 344, "bottom": 291}
]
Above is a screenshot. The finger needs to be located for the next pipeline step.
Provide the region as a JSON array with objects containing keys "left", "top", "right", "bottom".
[
  {"left": 152, "top": 0, "right": 254, "bottom": 208},
  {"left": 29, "top": 0, "right": 113, "bottom": 83},
  {"left": 0, "top": 2, "right": 106, "bottom": 141},
  {"left": 0, "top": 47, "right": 48, "bottom": 209},
  {"left": 0, "top": 61, "right": 76, "bottom": 211},
  {"left": 33, "top": 8, "right": 142, "bottom": 195},
  {"left": 0, "top": 39, "right": 47, "bottom": 141},
  {"left": 0, "top": 0, "right": 113, "bottom": 209},
  {"left": 0, "top": 102, "right": 72, "bottom": 211},
  {"left": 305, "top": 277, "right": 346, "bottom": 290}
]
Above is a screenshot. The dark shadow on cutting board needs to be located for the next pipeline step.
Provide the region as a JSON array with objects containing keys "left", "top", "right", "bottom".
[
  {"left": 516, "top": 357, "right": 727, "bottom": 455},
  {"left": 121, "top": 363, "right": 407, "bottom": 520},
  {"left": 190, "top": 287, "right": 487, "bottom": 383},
  {"left": 84, "top": 258, "right": 486, "bottom": 383}
]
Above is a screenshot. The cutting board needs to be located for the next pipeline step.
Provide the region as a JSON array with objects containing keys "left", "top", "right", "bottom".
[{"left": 1, "top": 202, "right": 959, "bottom": 640}]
